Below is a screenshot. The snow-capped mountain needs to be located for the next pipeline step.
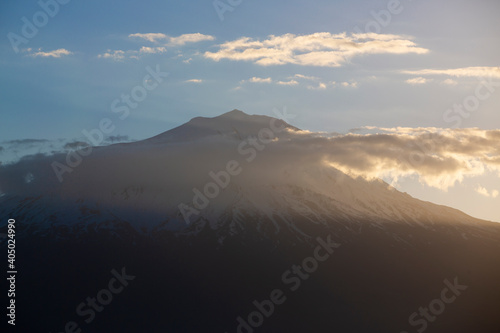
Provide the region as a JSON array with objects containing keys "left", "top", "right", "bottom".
[
  {"left": 0, "top": 109, "right": 494, "bottom": 238},
  {"left": 2, "top": 110, "right": 500, "bottom": 333}
]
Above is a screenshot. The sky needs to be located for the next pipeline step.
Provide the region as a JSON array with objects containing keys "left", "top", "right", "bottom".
[{"left": 0, "top": 0, "right": 499, "bottom": 221}]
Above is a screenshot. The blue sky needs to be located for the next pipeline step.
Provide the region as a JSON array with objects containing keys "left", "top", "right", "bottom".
[{"left": 1, "top": 0, "right": 499, "bottom": 221}]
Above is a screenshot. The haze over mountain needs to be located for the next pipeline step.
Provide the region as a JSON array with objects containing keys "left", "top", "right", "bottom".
[
  {"left": 1, "top": 110, "right": 500, "bottom": 333},
  {"left": 0, "top": 110, "right": 495, "bottom": 235}
]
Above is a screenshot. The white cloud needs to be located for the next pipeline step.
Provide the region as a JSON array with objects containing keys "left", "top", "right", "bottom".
[
  {"left": 341, "top": 81, "right": 358, "bottom": 88},
  {"left": 292, "top": 74, "right": 320, "bottom": 81},
  {"left": 402, "top": 67, "right": 500, "bottom": 78},
  {"left": 129, "top": 33, "right": 168, "bottom": 43},
  {"left": 169, "top": 33, "right": 215, "bottom": 46},
  {"left": 29, "top": 48, "right": 73, "bottom": 58},
  {"left": 277, "top": 80, "right": 299, "bottom": 86},
  {"left": 139, "top": 46, "right": 167, "bottom": 54},
  {"left": 100, "top": 33, "right": 214, "bottom": 61},
  {"left": 98, "top": 50, "right": 126, "bottom": 61},
  {"left": 129, "top": 32, "right": 215, "bottom": 46},
  {"left": 248, "top": 77, "right": 273, "bottom": 83},
  {"left": 308, "top": 82, "right": 327, "bottom": 90},
  {"left": 185, "top": 79, "right": 203, "bottom": 83},
  {"left": 405, "top": 77, "right": 430, "bottom": 85},
  {"left": 204, "top": 32, "right": 429, "bottom": 67}
]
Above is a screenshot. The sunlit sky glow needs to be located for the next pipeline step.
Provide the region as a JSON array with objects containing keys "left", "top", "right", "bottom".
[{"left": 0, "top": 0, "right": 499, "bottom": 221}]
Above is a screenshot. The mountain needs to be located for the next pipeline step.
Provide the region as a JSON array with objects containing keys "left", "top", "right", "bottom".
[{"left": 1, "top": 110, "right": 500, "bottom": 332}]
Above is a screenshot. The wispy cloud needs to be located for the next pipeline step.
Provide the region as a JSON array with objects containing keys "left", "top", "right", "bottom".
[
  {"left": 185, "top": 79, "right": 203, "bottom": 83},
  {"left": 405, "top": 77, "right": 430, "bottom": 85},
  {"left": 277, "top": 79, "right": 299, "bottom": 86},
  {"left": 307, "top": 82, "right": 328, "bottom": 90},
  {"left": 475, "top": 185, "right": 499, "bottom": 198},
  {"left": 28, "top": 48, "right": 73, "bottom": 58},
  {"left": 168, "top": 33, "right": 215, "bottom": 46},
  {"left": 129, "top": 32, "right": 215, "bottom": 45},
  {"left": 403, "top": 67, "right": 500, "bottom": 78},
  {"left": 129, "top": 33, "right": 168, "bottom": 43},
  {"left": 204, "top": 32, "right": 429, "bottom": 67},
  {"left": 99, "top": 33, "right": 214, "bottom": 61},
  {"left": 292, "top": 74, "right": 320, "bottom": 81},
  {"left": 247, "top": 77, "right": 273, "bottom": 83},
  {"left": 98, "top": 50, "right": 126, "bottom": 61},
  {"left": 139, "top": 46, "right": 167, "bottom": 54},
  {"left": 341, "top": 81, "right": 358, "bottom": 88}
]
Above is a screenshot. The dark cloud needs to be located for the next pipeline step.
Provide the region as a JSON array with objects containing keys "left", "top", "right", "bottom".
[
  {"left": 105, "top": 135, "right": 130, "bottom": 143},
  {"left": 64, "top": 141, "right": 90, "bottom": 150},
  {"left": 4, "top": 139, "right": 49, "bottom": 145}
]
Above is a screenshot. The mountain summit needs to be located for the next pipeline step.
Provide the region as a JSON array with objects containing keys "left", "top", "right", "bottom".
[{"left": 143, "top": 109, "right": 299, "bottom": 144}]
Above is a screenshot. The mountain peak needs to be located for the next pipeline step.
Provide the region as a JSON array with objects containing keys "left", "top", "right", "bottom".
[
  {"left": 220, "top": 109, "right": 247, "bottom": 117},
  {"left": 144, "top": 109, "right": 299, "bottom": 144}
]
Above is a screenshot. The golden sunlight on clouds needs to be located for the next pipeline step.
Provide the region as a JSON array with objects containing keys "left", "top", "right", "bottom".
[
  {"left": 403, "top": 67, "right": 500, "bottom": 78},
  {"left": 284, "top": 127, "right": 500, "bottom": 191},
  {"left": 204, "top": 32, "right": 429, "bottom": 67},
  {"left": 405, "top": 77, "right": 430, "bottom": 85},
  {"left": 475, "top": 185, "right": 499, "bottom": 198}
]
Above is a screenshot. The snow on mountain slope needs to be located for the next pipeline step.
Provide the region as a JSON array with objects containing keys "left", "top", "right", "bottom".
[{"left": 0, "top": 110, "right": 496, "bottom": 241}]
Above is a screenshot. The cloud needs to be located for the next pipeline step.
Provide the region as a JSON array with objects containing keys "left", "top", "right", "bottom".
[
  {"left": 100, "top": 33, "right": 214, "bottom": 61},
  {"left": 129, "top": 32, "right": 214, "bottom": 45},
  {"left": 139, "top": 46, "right": 167, "bottom": 54},
  {"left": 105, "top": 135, "right": 131, "bottom": 143},
  {"left": 405, "top": 77, "right": 429, "bottom": 85},
  {"left": 292, "top": 74, "right": 320, "bottom": 81},
  {"left": 168, "top": 33, "right": 215, "bottom": 46},
  {"left": 248, "top": 77, "right": 273, "bottom": 83},
  {"left": 204, "top": 32, "right": 429, "bottom": 67},
  {"left": 475, "top": 185, "right": 499, "bottom": 198},
  {"left": 274, "top": 127, "right": 500, "bottom": 191},
  {"left": 402, "top": 67, "right": 500, "bottom": 78},
  {"left": 98, "top": 50, "right": 126, "bottom": 61},
  {"left": 4, "top": 139, "right": 49, "bottom": 145},
  {"left": 277, "top": 80, "right": 299, "bottom": 86},
  {"left": 341, "top": 81, "right": 358, "bottom": 88},
  {"left": 185, "top": 79, "right": 203, "bottom": 83},
  {"left": 63, "top": 141, "right": 90, "bottom": 150},
  {"left": 308, "top": 82, "right": 327, "bottom": 90},
  {"left": 29, "top": 48, "right": 73, "bottom": 58},
  {"left": 129, "top": 33, "right": 168, "bottom": 43},
  {"left": 98, "top": 47, "right": 166, "bottom": 61}
]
